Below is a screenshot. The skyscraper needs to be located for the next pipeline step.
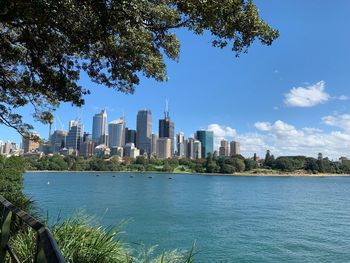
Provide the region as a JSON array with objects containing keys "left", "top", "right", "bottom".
[
  {"left": 219, "top": 139, "right": 229, "bottom": 157},
  {"left": 50, "top": 130, "right": 66, "bottom": 153},
  {"left": 196, "top": 130, "right": 214, "bottom": 158},
  {"left": 193, "top": 140, "right": 202, "bottom": 160},
  {"left": 230, "top": 141, "right": 240, "bottom": 156},
  {"left": 136, "top": 109, "right": 152, "bottom": 155},
  {"left": 108, "top": 117, "right": 125, "bottom": 148},
  {"left": 159, "top": 99, "right": 175, "bottom": 155},
  {"left": 187, "top": 138, "right": 201, "bottom": 159},
  {"left": 66, "top": 120, "right": 84, "bottom": 151},
  {"left": 92, "top": 110, "right": 107, "bottom": 145},
  {"left": 125, "top": 128, "right": 137, "bottom": 145},
  {"left": 156, "top": 138, "right": 171, "bottom": 160},
  {"left": 151, "top": 133, "right": 158, "bottom": 157},
  {"left": 176, "top": 132, "right": 185, "bottom": 158}
]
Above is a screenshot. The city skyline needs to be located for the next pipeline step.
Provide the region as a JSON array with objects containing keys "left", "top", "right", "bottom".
[{"left": 1, "top": 1, "right": 350, "bottom": 159}]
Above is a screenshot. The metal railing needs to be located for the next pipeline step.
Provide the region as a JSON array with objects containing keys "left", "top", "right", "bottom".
[{"left": 0, "top": 196, "right": 66, "bottom": 263}]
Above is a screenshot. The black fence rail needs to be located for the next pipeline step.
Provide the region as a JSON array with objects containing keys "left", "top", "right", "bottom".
[{"left": 0, "top": 196, "right": 66, "bottom": 263}]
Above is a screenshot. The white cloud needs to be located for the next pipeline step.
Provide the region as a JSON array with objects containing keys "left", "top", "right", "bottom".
[
  {"left": 302, "top": 127, "right": 323, "bottom": 133},
  {"left": 207, "top": 124, "right": 236, "bottom": 150},
  {"left": 338, "top": 95, "right": 349, "bottom": 101},
  {"left": 254, "top": 122, "right": 271, "bottom": 131},
  {"left": 322, "top": 114, "right": 350, "bottom": 132},
  {"left": 255, "top": 120, "right": 303, "bottom": 139},
  {"left": 284, "top": 81, "right": 330, "bottom": 107},
  {"left": 253, "top": 119, "right": 350, "bottom": 159},
  {"left": 205, "top": 115, "right": 350, "bottom": 159}
]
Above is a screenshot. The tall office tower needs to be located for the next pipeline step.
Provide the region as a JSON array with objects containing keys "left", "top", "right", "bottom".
[
  {"left": 176, "top": 132, "right": 185, "bottom": 157},
  {"left": 92, "top": 110, "right": 107, "bottom": 145},
  {"left": 3, "top": 141, "right": 12, "bottom": 155},
  {"left": 50, "top": 130, "right": 67, "bottom": 153},
  {"left": 219, "top": 139, "right": 229, "bottom": 157},
  {"left": 66, "top": 120, "right": 84, "bottom": 151},
  {"left": 156, "top": 138, "right": 171, "bottom": 160},
  {"left": 22, "top": 132, "right": 40, "bottom": 153},
  {"left": 125, "top": 128, "right": 137, "bottom": 145},
  {"left": 187, "top": 138, "right": 202, "bottom": 159},
  {"left": 230, "top": 141, "right": 240, "bottom": 156},
  {"left": 183, "top": 139, "right": 188, "bottom": 158},
  {"left": 83, "top": 132, "right": 92, "bottom": 143},
  {"left": 196, "top": 130, "right": 214, "bottom": 158},
  {"left": 193, "top": 140, "right": 202, "bottom": 160},
  {"left": 151, "top": 133, "right": 158, "bottom": 157},
  {"left": 108, "top": 117, "right": 126, "bottom": 148},
  {"left": 136, "top": 109, "right": 152, "bottom": 155},
  {"left": 158, "top": 99, "right": 175, "bottom": 155}
]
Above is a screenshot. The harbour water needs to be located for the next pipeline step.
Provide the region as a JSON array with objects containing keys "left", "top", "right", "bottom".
[{"left": 24, "top": 172, "right": 350, "bottom": 262}]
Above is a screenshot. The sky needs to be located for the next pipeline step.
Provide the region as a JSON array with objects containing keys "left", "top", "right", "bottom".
[{"left": 1, "top": 0, "right": 350, "bottom": 159}]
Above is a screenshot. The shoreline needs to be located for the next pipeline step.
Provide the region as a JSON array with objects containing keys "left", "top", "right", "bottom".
[{"left": 25, "top": 170, "right": 350, "bottom": 177}]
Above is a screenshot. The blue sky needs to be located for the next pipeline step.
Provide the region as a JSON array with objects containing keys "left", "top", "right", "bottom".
[{"left": 2, "top": 0, "right": 350, "bottom": 159}]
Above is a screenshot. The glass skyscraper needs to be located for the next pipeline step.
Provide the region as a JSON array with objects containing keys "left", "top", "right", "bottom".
[
  {"left": 92, "top": 110, "right": 107, "bottom": 145},
  {"left": 66, "top": 121, "right": 84, "bottom": 151},
  {"left": 108, "top": 117, "right": 125, "bottom": 148},
  {"left": 50, "top": 130, "right": 66, "bottom": 153},
  {"left": 125, "top": 128, "right": 137, "bottom": 145},
  {"left": 136, "top": 109, "right": 152, "bottom": 155},
  {"left": 196, "top": 130, "right": 214, "bottom": 159}
]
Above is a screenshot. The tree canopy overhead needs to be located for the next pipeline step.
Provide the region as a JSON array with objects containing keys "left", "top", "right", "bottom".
[{"left": 0, "top": 0, "right": 279, "bottom": 134}]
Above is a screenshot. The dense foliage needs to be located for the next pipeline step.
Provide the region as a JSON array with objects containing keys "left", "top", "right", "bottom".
[
  {"left": 10, "top": 215, "right": 195, "bottom": 263},
  {"left": 0, "top": 155, "right": 31, "bottom": 210},
  {"left": 0, "top": 0, "right": 278, "bottom": 134},
  {"left": 25, "top": 152, "right": 349, "bottom": 174}
]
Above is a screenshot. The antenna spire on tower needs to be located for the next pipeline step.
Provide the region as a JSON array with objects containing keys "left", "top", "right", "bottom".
[{"left": 164, "top": 97, "right": 169, "bottom": 119}]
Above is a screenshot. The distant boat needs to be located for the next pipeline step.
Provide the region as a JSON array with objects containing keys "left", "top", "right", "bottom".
[
  {"left": 96, "top": 174, "right": 100, "bottom": 177},
  {"left": 47, "top": 181, "right": 50, "bottom": 185},
  {"left": 148, "top": 176, "right": 153, "bottom": 178},
  {"left": 168, "top": 177, "right": 172, "bottom": 179},
  {"left": 112, "top": 175, "right": 116, "bottom": 177},
  {"left": 130, "top": 176, "right": 133, "bottom": 178}
]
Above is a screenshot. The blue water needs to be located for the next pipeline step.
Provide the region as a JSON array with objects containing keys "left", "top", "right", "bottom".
[{"left": 24, "top": 172, "right": 350, "bottom": 262}]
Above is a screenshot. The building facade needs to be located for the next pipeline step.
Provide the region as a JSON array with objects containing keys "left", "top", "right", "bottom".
[
  {"left": 108, "top": 118, "right": 125, "bottom": 148},
  {"left": 50, "top": 130, "right": 66, "bottom": 153},
  {"left": 92, "top": 110, "right": 107, "bottom": 145},
  {"left": 136, "top": 109, "right": 152, "bottom": 155},
  {"left": 176, "top": 132, "right": 185, "bottom": 158},
  {"left": 230, "top": 141, "right": 240, "bottom": 156},
  {"left": 196, "top": 130, "right": 214, "bottom": 158},
  {"left": 124, "top": 143, "right": 140, "bottom": 158},
  {"left": 22, "top": 132, "right": 40, "bottom": 153},
  {"left": 80, "top": 140, "right": 94, "bottom": 157},
  {"left": 219, "top": 139, "right": 229, "bottom": 157},
  {"left": 66, "top": 121, "right": 84, "bottom": 151},
  {"left": 151, "top": 133, "right": 158, "bottom": 157},
  {"left": 125, "top": 128, "right": 137, "bottom": 145},
  {"left": 156, "top": 138, "right": 171, "bottom": 160}
]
